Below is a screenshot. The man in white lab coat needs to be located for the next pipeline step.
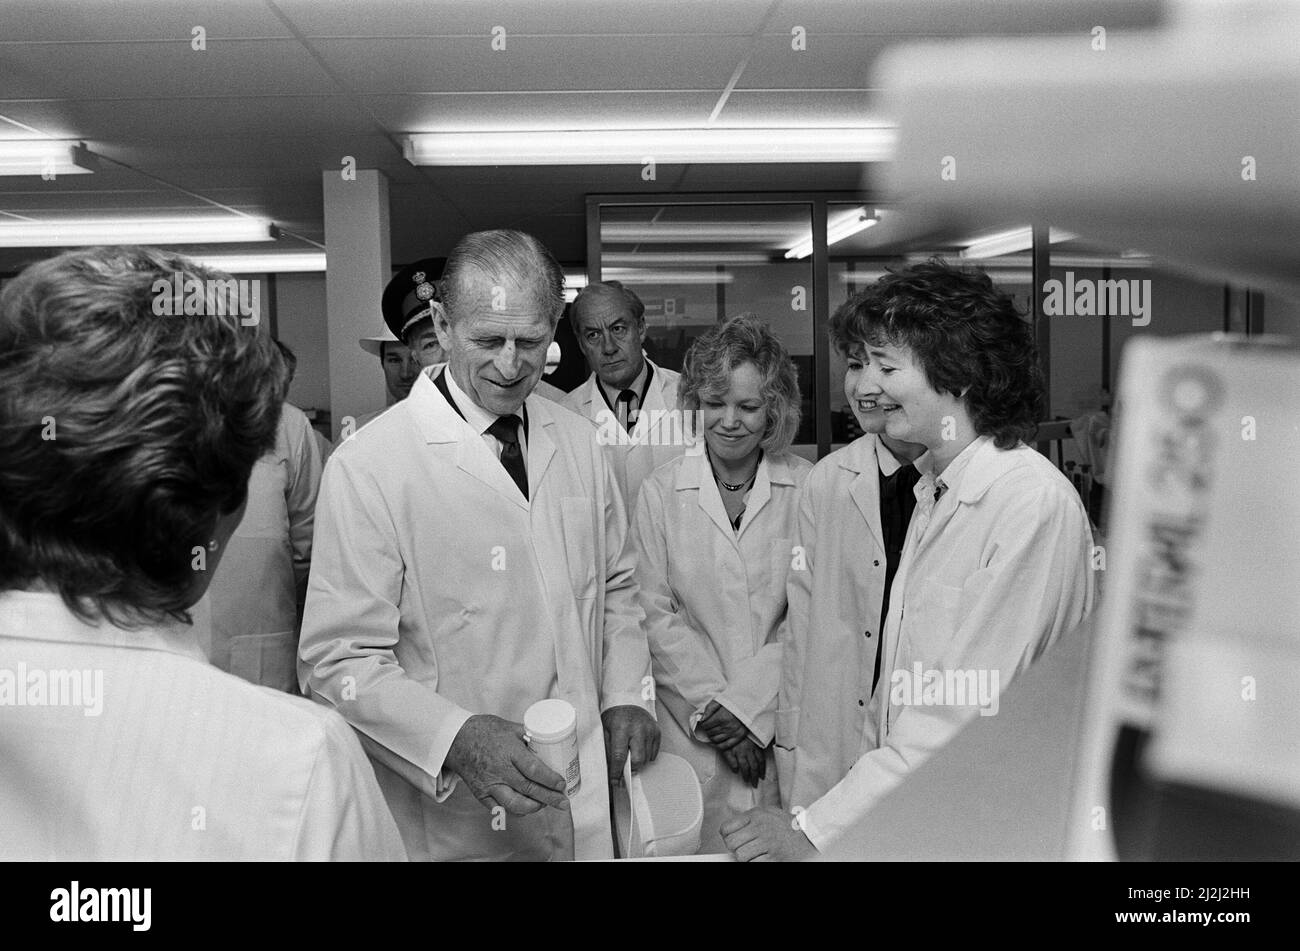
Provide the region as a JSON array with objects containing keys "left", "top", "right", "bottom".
[
  {"left": 561, "top": 281, "right": 686, "bottom": 508},
  {"left": 725, "top": 261, "right": 1095, "bottom": 860},
  {"left": 299, "top": 230, "right": 659, "bottom": 862}
]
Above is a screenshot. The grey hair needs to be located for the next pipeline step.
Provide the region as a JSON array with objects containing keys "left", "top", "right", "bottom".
[
  {"left": 440, "top": 229, "right": 565, "bottom": 326},
  {"left": 570, "top": 280, "right": 645, "bottom": 327},
  {"left": 678, "top": 313, "right": 802, "bottom": 455}
]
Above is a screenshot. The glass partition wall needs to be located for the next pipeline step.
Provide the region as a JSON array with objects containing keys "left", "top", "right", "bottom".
[
  {"left": 587, "top": 195, "right": 1272, "bottom": 468},
  {"left": 588, "top": 197, "right": 824, "bottom": 458}
]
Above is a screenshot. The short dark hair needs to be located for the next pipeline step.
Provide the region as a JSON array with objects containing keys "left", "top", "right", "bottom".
[
  {"left": 0, "top": 246, "right": 285, "bottom": 627},
  {"left": 379, "top": 339, "right": 409, "bottom": 361},
  {"left": 829, "top": 259, "right": 1044, "bottom": 448}
]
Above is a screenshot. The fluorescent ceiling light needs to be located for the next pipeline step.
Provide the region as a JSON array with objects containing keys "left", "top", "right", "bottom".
[
  {"left": 404, "top": 128, "right": 895, "bottom": 166},
  {"left": 603, "top": 268, "right": 736, "bottom": 286},
  {"left": 1047, "top": 254, "right": 1151, "bottom": 269},
  {"left": 911, "top": 251, "right": 1153, "bottom": 269},
  {"left": 841, "top": 268, "right": 1034, "bottom": 284},
  {"left": 973, "top": 252, "right": 1152, "bottom": 269},
  {"left": 984, "top": 270, "right": 1034, "bottom": 284},
  {"left": 837, "top": 269, "right": 893, "bottom": 284},
  {"left": 0, "top": 140, "right": 95, "bottom": 177},
  {"left": 188, "top": 252, "right": 326, "bottom": 273},
  {"left": 785, "top": 207, "right": 877, "bottom": 260},
  {"left": 601, "top": 221, "right": 804, "bottom": 244},
  {"left": 562, "top": 271, "right": 588, "bottom": 302},
  {"left": 602, "top": 251, "right": 773, "bottom": 267},
  {"left": 0, "top": 217, "right": 276, "bottom": 247},
  {"left": 959, "top": 227, "right": 1077, "bottom": 260}
]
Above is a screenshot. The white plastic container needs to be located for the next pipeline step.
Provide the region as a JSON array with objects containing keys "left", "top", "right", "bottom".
[{"left": 523, "top": 698, "right": 581, "bottom": 796}]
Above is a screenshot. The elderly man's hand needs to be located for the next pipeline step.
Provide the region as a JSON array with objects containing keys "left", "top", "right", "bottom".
[
  {"left": 721, "top": 806, "right": 817, "bottom": 862},
  {"left": 698, "top": 699, "right": 749, "bottom": 750},
  {"left": 445, "top": 714, "right": 570, "bottom": 816},
  {"left": 603, "top": 705, "right": 660, "bottom": 784}
]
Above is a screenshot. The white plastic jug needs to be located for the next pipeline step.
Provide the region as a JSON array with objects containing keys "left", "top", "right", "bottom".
[{"left": 613, "top": 752, "right": 703, "bottom": 858}]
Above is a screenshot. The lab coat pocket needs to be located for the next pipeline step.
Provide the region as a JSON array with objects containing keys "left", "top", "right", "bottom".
[
  {"left": 559, "top": 497, "right": 599, "bottom": 601},
  {"left": 229, "top": 629, "right": 298, "bottom": 693},
  {"left": 901, "top": 579, "right": 964, "bottom": 666}
]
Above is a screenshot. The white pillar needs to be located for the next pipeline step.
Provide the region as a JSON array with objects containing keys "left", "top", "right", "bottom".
[{"left": 322, "top": 168, "right": 390, "bottom": 438}]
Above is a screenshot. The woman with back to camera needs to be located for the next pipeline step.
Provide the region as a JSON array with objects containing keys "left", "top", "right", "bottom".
[
  {"left": 630, "top": 314, "right": 811, "bottom": 852},
  {"left": 0, "top": 246, "right": 404, "bottom": 860}
]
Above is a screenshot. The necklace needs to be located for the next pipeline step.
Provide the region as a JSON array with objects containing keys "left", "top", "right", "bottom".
[
  {"left": 712, "top": 449, "right": 761, "bottom": 492},
  {"left": 718, "top": 473, "right": 753, "bottom": 492}
]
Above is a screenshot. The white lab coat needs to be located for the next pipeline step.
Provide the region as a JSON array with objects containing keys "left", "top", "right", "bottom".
[
  {"left": 350, "top": 369, "right": 558, "bottom": 439},
  {"left": 312, "top": 426, "right": 334, "bottom": 463},
  {"left": 353, "top": 407, "right": 386, "bottom": 432},
  {"left": 632, "top": 450, "right": 811, "bottom": 851},
  {"left": 0, "top": 590, "right": 406, "bottom": 861},
  {"left": 298, "top": 368, "right": 653, "bottom": 862},
  {"left": 205, "top": 402, "right": 321, "bottom": 692},
  {"left": 775, "top": 435, "right": 901, "bottom": 816},
  {"left": 560, "top": 359, "right": 687, "bottom": 509},
  {"left": 799, "top": 436, "right": 1096, "bottom": 849}
]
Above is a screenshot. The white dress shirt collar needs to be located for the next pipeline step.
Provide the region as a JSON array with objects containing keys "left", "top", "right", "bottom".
[{"left": 597, "top": 357, "right": 650, "bottom": 408}]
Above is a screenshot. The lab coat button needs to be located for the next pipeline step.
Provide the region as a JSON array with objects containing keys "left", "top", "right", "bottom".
[
  {"left": 858, "top": 699, "right": 865, "bottom": 707},
  {"left": 873, "top": 560, "right": 880, "bottom": 567},
  {"left": 864, "top": 629, "right": 872, "bottom": 638}
]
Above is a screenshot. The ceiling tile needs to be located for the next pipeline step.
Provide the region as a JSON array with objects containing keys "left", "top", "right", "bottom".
[
  {"left": 738, "top": 33, "right": 896, "bottom": 89},
  {"left": 16, "top": 96, "right": 377, "bottom": 143},
  {"left": 274, "top": 0, "right": 769, "bottom": 37},
  {"left": 0, "top": 40, "right": 335, "bottom": 99},
  {"left": 309, "top": 35, "right": 749, "bottom": 94},
  {"left": 769, "top": 0, "right": 1164, "bottom": 35},
  {"left": 714, "top": 89, "right": 882, "bottom": 125},
  {"left": 0, "top": 0, "right": 295, "bottom": 41}
]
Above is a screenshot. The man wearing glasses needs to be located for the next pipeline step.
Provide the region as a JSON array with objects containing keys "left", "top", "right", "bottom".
[{"left": 562, "top": 280, "right": 687, "bottom": 508}]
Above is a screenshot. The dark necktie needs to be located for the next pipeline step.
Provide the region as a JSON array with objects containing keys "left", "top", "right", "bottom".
[
  {"left": 873, "top": 464, "right": 922, "bottom": 694},
  {"left": 488, "top": 415, "right": 528, "bottom": 500},
  {"left": 616, "top": 389, "right": 637, "bottom": 432}
]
